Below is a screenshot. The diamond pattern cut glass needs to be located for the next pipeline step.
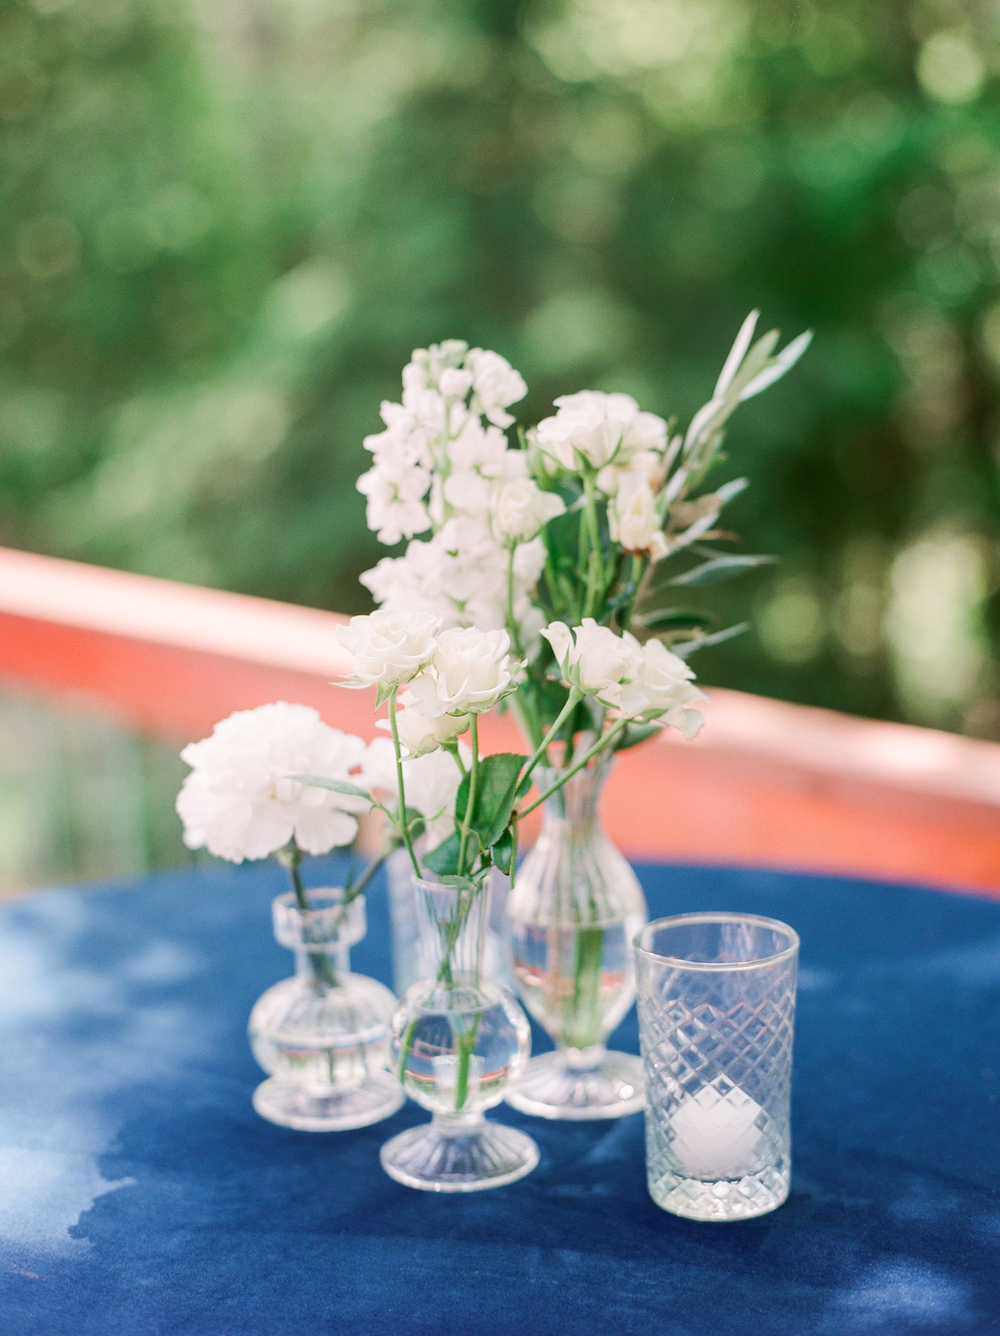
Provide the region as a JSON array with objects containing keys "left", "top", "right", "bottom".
[{"left": 635, "top": 914, "right": 798, "bottom": 1222}]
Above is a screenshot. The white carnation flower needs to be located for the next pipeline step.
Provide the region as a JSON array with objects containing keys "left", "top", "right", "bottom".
[
  {"left": 490, "top": 477, "right": 566, "bottom": 546},
  {"left": 335, "top": 608, "right": 440, "bottom": 688},
  {"left": 409, "top": 626, "right": 515, "bottom": 717},
  {"left": 176, "top": 703, "right": 369, "bottom": 862},
  {"left": 607, "top": 470, "right": 668, "bottom": 560},
  {"left": 536, "top": 391, "right": 667, "bottom": 473}
]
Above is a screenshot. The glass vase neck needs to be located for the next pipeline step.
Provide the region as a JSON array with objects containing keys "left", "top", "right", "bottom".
[
  {"left": 272, "top": 889, "right": 365, "bottom": 990},
  {"left": 535, "top": 752, "right": 613, "bottom": 825},
  {"left": 414, "top": 875, "right": 489, "bottom": 986}
]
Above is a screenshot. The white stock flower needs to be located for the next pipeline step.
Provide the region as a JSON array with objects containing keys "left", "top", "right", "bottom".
[
  {"left": 387, "top": 701, "right": 471, "bottom": 756},
  {"left": 490, "top": 477, "right": 566, "bottom": 546},
  {"left": 409, "top": 626, "right": 515, "bottom": 717},
  {"left": 356, "top": 459, "right": 432, "bottom": 545},
  {"left": 335, "top": 609, "right": 440, "bottom": 688},
  {"left": 536, "top": 391, "right": 667, "bottom": 473},
  {"left": 176, "top": 703, "right": 369, "bottom": 862},
  {"left": 607, "top": 471, "right": 668, "bottom": 560},
  {"left": 466, "top": 348, "right": 527, "bottom": 427},
  {"left": 542, "top": 619, "right": 643, "bottom": 709}
]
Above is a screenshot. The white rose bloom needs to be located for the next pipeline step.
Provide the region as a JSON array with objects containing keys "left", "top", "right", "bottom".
[
  {"left": 490, "top": 477, "right": 566, "bottom": 546},
  {"left": 607, "top": 470, "right": 668, "bottom": 560},
  {"left": 409, "top": 626, "right": 515, "bottom": 717},
  {"left": 356, "top": 459, "right": 432, "bottom": 545},
  {"left": 542, "top": 618, "right": 644, "bottom": 710},
  {"left": 466, "top": 348, "right": 528, "bottom": 428},
  {"left": 335, "top": 608, "right": 440, "bottom": 688},
  {"left": 536, "top": 391, "right": 667, "bottom": 473},
  {"left": 624, "top": 639, "right": 707, "bottom": 737},
  {"left": 176, "top": 703, "right": 369, "bottom": 862},
  {"left": 389, "top": 701, "right": 471, "bottom": 756}
]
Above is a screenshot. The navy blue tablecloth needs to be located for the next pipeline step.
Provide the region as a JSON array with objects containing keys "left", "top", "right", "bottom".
[{"left": 1, "top": 858, "right": 999, "bottom": 1335}]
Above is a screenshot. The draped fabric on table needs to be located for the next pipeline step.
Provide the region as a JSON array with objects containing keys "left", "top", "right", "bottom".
[{"left": 2, "top": 858, "right": 999, "bottom": 1336}]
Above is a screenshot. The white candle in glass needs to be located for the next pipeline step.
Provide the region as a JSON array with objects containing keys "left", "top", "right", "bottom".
[{"left": 669, "top": 1085, "right": 763, "bottom": 1179}]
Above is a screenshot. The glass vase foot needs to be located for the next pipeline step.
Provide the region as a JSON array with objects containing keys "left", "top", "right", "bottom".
[
  {"left": 505, "top": 1049, "right": 645, "bottom": 1120},
  {"left": 253, "top": 1070, "right": 405, "bottom": 1132},
  {"left": 380, "top": 1117, "right": 539, "bottom": 1192}
]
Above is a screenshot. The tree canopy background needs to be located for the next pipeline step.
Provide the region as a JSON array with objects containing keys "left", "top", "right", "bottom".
[{"left": 4, "top": 0, "right": 1000, "bottom": 738}]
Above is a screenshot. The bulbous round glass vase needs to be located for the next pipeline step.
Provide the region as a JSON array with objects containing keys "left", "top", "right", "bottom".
[
  {"left": 380, "top": 874, "right": 538, "bottom": 1192},
  {"left": 249, "top": 889, "right": 404, "bottom": 1132},
  {"left": 505, "top": 755, "right": 648, "bottom": 1120}
]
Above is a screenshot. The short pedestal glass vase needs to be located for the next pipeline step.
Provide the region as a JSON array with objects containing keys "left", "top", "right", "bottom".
[
  {"left": 635, "top": 913, "right": 799, "bottom": 1222},
  {"left": 249, "top": 889, "right": 404, "bottom": 1132},
  {"left": 380, "top": 875, "right": 538, "bottom": 1192},
  {"left": 505, "top": 755, "right": 647, "bottom": 1119}
]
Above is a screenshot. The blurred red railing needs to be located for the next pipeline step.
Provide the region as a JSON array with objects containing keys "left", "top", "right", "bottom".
[{"left": 3, "top": 544, "right": 1000, "bottom": 896}]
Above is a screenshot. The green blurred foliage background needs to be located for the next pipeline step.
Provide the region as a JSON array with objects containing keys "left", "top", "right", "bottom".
[{"left": 4, "top": 0, "right": 1000, "bottom": 749}]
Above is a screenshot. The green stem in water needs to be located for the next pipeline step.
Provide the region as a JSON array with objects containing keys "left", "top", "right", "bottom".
[
  {"left": 388, "top": 685, "right": 421, "bottom": 879},
  {"left": 520, "top": 687, "right": 582, "bottom": 789},
  {"left": 279, "top": 840, "right": 337, "bottom": 989},
  {"left": 457, "top": 714, "right": 479, "bottom": 877},
  {"left": 518, "top": 716, "right": 630, "bottom": 819}
]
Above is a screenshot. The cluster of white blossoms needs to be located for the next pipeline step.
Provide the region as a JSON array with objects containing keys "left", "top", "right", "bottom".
[
  {"left": 176, "top": 703, "right": 374, "bottom": 863},
  {"left": 337, "top": 607, "right": 517, "bottom": 741},
  {"left": 542, "top": 620, "right": 707, "bottom": 737},
  {"left": 357, "top": 341, "right": 564, "bottom": 635}
]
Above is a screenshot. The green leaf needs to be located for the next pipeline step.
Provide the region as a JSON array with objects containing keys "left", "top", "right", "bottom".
[
  {"left": 544, "top": 507, "right": 582, "bottom": 570},
  {"left": 634, "top": 607, "right": 714, "bottom": 630},
  {"left": 290, "top": 774, "right": 371, "bottom": 800},
  {"left": 422, "top": 833, "right": 461, "bottom": 877},
  {"left": 672, "top": 622, "right": 750, "bottom": 659},
  {"left": 375, "top": 680, "right": 395, "bottom": 709},
  {"left": 612, "top": 722, "right": 664, "bottom": 751},
  {"left": 492, "top": 826, "right": 514, "bottom": 875},
  {"left": 454, "top": 752, "right": 527, "bottom": 852},
  {"left": 668, "top": 555, "right": 775, "bottom": 586}
]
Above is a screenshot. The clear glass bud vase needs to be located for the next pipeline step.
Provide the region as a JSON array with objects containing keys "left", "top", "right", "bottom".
[
  {"left": 249, "top": 889, "right": 404, "bottom": 1132},
  {"left": 380, "top": 874, "right": 539, "bottom": 1192},
  {"left": 505, "top": 754, "right": 648, "bottom": 1119}
]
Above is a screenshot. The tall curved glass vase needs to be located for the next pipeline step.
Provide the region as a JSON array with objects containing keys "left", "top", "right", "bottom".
[
  {"left": 380, "top": 874, "right": 538, "bottom": 1192},
  {"left": 505, "top": 755, "right": 647, "bottom": 1119},
  {"left": 249, "top": 889, "right": 404, "bottom": 1131}
]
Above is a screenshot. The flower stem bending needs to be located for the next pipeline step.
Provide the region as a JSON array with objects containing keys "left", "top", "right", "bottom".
[
  {"left": 518, "top": 715, "right": 630, "bottom": 819},
  {"left": 388, "top": 685, "right": 422, "bottom": 879}
]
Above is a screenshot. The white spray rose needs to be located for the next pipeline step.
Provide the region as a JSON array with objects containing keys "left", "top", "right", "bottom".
[
  {"left": 607, "top": 470, "right": 668, "bottom": 560},
  {"left": 409, "top": 626, "right": 515, "bottom": 717},
  {"left": 336, "top": 609, "right": 440, "bottom": 689},
  {"left": 624, "top": 639, "right": 707, "bottom": 737},
  {"left": 536, "top": 391, "right": 667, "bottom": 473},
  {"left": 542, "top": 619, "right": 644, "bottom": 709},
  {"left": 490, "top": 477, "right": 566, "bottom": 546},
  {"left": 387, "top": 701, "right": 471, "bottom": 756},
  {"left": 176, "top": 703, "right": 369, "bottom": 862}
]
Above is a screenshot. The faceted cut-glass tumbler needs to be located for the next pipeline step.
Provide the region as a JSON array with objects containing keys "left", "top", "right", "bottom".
[{"left": 635, "top": 913, "right": 798, "bottom": 1221}]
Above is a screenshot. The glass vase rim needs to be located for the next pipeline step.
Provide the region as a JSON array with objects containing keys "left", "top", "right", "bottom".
[
  {"left": 271, "top": 887, "right": 363, "bottom": 914},
  {"left": 413, "top": 871, "right": 489, "bottom": 894},
  {"left": 634, "top": 912, "right": 799, "bottom": 971}
]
